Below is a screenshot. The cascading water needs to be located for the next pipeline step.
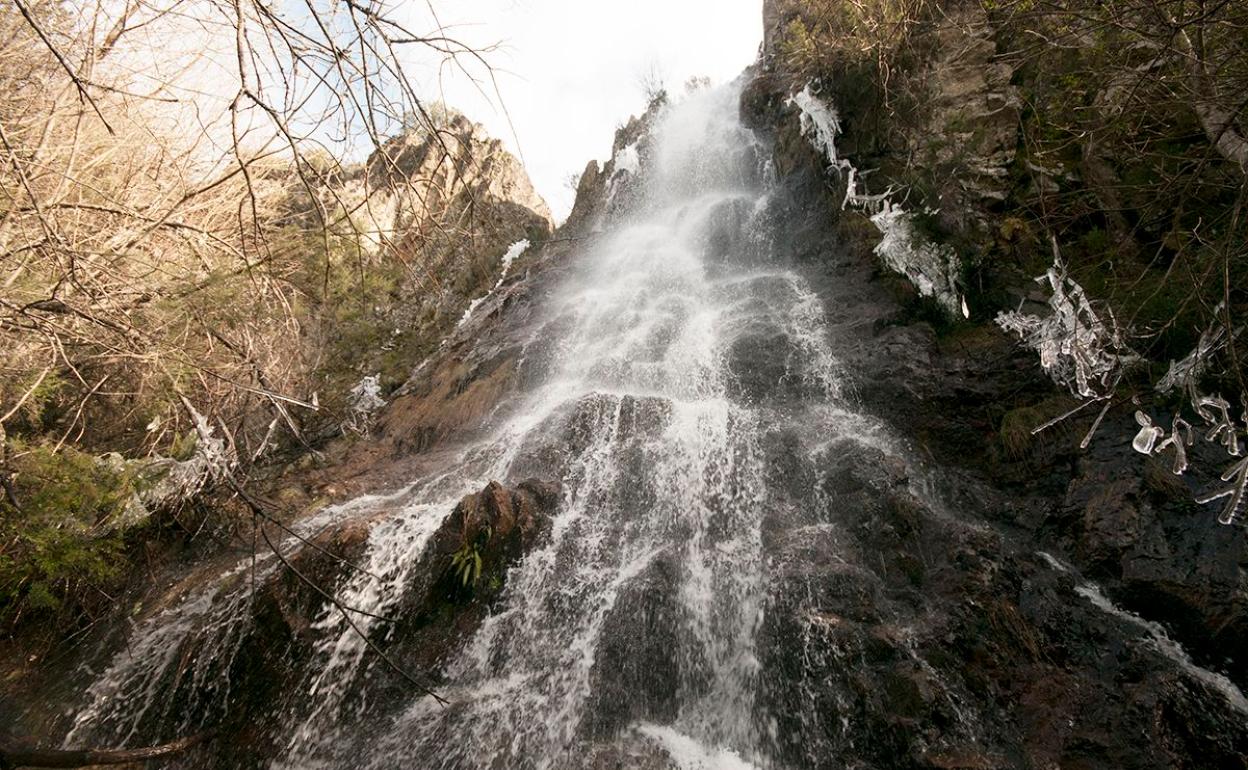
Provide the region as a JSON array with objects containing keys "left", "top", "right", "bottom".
[{"left": 65, "top": 82, "right": 900, "bottom": 769}]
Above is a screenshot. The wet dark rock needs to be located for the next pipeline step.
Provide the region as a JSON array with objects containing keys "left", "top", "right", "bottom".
[
  {"left": 582, "top": 736, "right": 681, "bottom": 770},
  {"left": 700, "top": 197, "right": 756, "bottom": 262},
  {"left": 741, "top": 44, "right": 1248, "bottom": 761},
  {"left": 758, "top": 459, "right": 1248, "bottom": 769},
  {"left": 421, "top": 478, "right": 560, "bottom": 606},
  {"left": 725, "top": 322, "right": 801, "bottom": 403},
  {"left": 582, "top": 551, "right": 687, "bottom": 738}
]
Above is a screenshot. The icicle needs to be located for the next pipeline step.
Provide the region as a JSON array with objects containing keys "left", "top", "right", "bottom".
[
  {"left": 1196, "top": 394, "right": 1242, "bottom": 456},
  {"left": 787, "top": 83, "right": 842, "bottom": 165},
  {"left": 1156, "top": 322, "right": 1230, "bottom": 393},
  {"left": 1079, "top": 398, "right": 1114, "bottom": 450},
  {"left": 344, "top": 374, "right": 385, "bottom": 435},
  {"left": 1133, "top": 411, "right": 1164, "bottom": 454},
  {"left": 1197, "top": 456, "right": 1248, "bottom": 525},
  {"left": 1154, "top": 415, "right": 1194, "bottom": 474},
  {"left": 788, "top": 82, "right": 964, "bottom": 316}
]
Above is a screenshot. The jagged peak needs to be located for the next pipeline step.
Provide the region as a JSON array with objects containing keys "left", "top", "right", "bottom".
[{"left": 360, "top": 106, "right": 552, "bottom": 227}]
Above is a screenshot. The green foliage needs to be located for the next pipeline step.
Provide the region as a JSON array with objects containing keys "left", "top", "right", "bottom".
[
  {"left": 449, "top": 525, "right": 491, "bottom": 590},
  {"left": 778, "top": 0, "right": 935, "bottom": 103},
  {"left": 999, "top": 406, "right": 1041, "bottom": 459},
  {"left": 0, "top": 444, "right": 136, "bottom": 629},
  {"left": 779, "top": 18, "right": 821, "bottom": 72},
  {"left": 168, "top": 429, "right": 199, "bottom": 462}
]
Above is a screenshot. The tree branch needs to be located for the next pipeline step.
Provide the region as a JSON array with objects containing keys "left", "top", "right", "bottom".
[{"left": 0, "top": 729, "right": 213, "bottom": 769}]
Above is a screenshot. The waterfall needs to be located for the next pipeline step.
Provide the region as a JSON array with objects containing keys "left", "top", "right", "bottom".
[{"left": 66, "top": 82, "right": 896, "bottom": 769}]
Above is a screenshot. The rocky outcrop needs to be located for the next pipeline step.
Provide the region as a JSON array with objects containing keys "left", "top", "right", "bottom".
[
  {"left": 294, "top": 106, "right": 555, "bottom": 445},
  {"left": 332, "top": 109, "right": 552, "bottom": 262},
  {"left": 17, "top": 478, "right": 559, "bottom": 768},
  {"left": 897, "top": 6, "right": 1020, "bottom": 240},
  {"left": 369, "top": 99, "right": 669, "bottom": 462},
  {"left": 418, "top": 478, "right": 558, "bottom": 603},
  {"left": 252, "top": 478, "right": 558, "bottom": 662},
  {"left": 750, "top": 1, "right": 1021, "bottom": 269}
]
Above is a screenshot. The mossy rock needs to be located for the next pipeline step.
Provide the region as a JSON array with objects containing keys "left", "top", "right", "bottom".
[{"left": 998, "top": 395, "right": 1081, "bottom": 461}]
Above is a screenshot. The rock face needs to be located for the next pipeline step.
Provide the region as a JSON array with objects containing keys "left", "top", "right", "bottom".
[
  {"left": 902, "top": 5, "right": 1020, "bottom": 238},
  {"left": 757, "top": 443, "right": 1248, "bottom": 769},
  {"left": 417, "top": 479, "right": 558, "bottom": 605},
  {"left": 752, "top": 1, "right": 1020, "bottom": 260},
  {"left": 11, "top": 478, "right": 560, "bottom": 768},
  {"left": 740, "top": 4, "right": 1248, "bottom": 766},
  {"left": 364, "top": 112, "right": 555, "bottom": 367},
  {"left": 339, "top": 109, "right": 552, "bottom": 260},
  {"left": 293, "top": 106, "right": 554, "bottom": 444},
  {"left": 370, "top": 100, "right": 669, "bottom": 460}
]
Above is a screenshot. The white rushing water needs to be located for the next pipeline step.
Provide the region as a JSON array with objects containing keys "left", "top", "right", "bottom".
[
  {"left": 67, "top": 82, "right": 896, "bottom": 770},
  {"left": 354, "top": 82, "right": 838, "bottom": 770},
  {"left": 1037, "top": 551, "right": 1248, "bottom": 716}
]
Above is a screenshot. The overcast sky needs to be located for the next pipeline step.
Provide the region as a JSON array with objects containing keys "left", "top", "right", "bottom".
[{"left": 400, "top": 1, "right": 764, "bottom": 220}]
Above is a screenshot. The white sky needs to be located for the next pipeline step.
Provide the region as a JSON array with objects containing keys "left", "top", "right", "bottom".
[{"left": 401, "top": 1, "right": 764, "bottom": 220}]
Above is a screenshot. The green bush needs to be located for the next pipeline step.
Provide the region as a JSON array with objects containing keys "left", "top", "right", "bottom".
[{"left": 0, "top": 444, "right": 137, "bottom": 629}]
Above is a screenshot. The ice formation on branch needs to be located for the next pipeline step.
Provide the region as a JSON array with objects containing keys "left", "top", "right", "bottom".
[
  {"left": 995, "top": 260, "right": 1134, "bottom": 399},
  {"left": 788, "top": 83, "right": 966, "bottom": 317},
  {"left": 107, "top": 401, "right": 237, "bottom": 528},
  {"left": 1155, "top": 416, "right": 1195, "bottom": 475},
  {"left": 345, "top": 374, "right": 385, "bottom": 436},
  {"left": 1156, "top": 322, "right": 1232, "bottom": 393},
  {"left": 1199, "top": 456, "right": 1248, "bottom": 525},
  {"left": 1134, "top": 412, "right": 1194, "bottom": 474},
  {"left": 1132, "top": 394, "right": 1248, "bottom": 524},
  {"left": 1195, "top": 394, "right": 1242, "bottom": 457},
  {"left": 1194, "top": 398, "right": 1248, "bottom": 523},
  {"left": 1130, "top": 308, "right": 1248, "bottom": 525}
]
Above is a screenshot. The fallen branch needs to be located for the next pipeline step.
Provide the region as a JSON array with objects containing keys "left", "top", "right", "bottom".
[{"left": 0, "top": 729, "right": 213, "bottom": 769}]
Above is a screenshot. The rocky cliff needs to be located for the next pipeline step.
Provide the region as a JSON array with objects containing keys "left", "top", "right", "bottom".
[
  {"left": 737, "top": 1, "right": 1248, "bottom": 765},
  {"left": 298, "top": 108, "right": 554, "bottom": 438}
]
